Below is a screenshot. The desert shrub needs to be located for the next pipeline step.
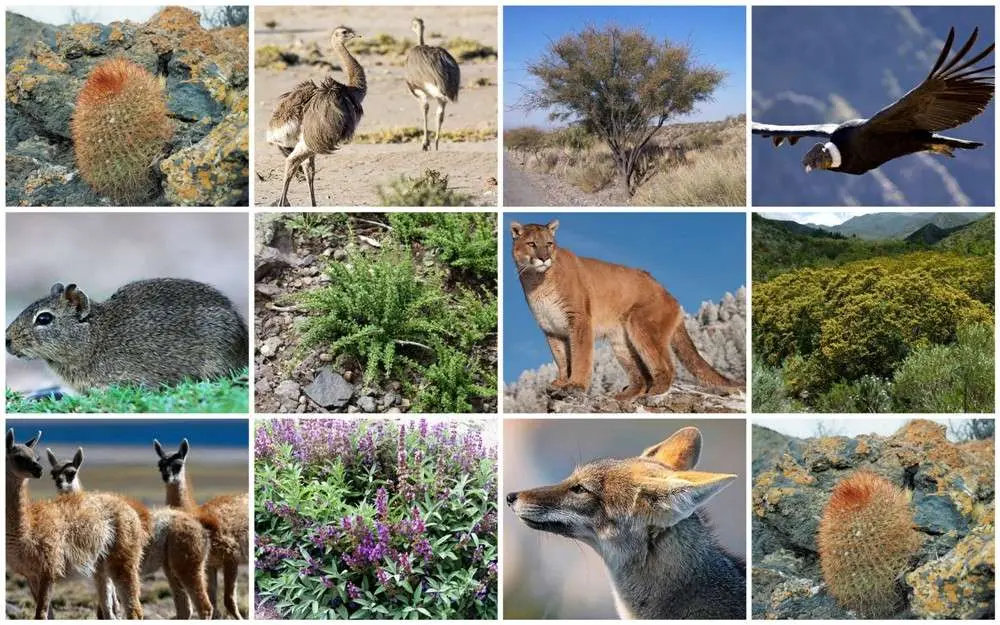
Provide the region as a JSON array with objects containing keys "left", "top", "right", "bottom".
[
  {"left": 255, "top": 419, "right": 497, "bottom": 620},
  {"left": 387, "top": 213, "right": 497, "bottom": 282},
  {"left": 567, "top": 160, "right": 615, "bottom": 193},
  {"left": 538, "top": 151, "right": 560, "bottom": 173},
  {"left": 754, "top": 252, "right": 993, "bottom": 391},
  {"left": 444, "top": 37, "right": 497, "bottom": 61},
  {"left": 352, "top": 33, "right": 413, "bottom": 56},
  {"left": 892, "top": 324, "right": 994, "bottom": 413},
  {"left": 633, "top": 148, "right": 745, "bottom": 206},
  {"left": 504, "top": 127, "right": 547, "bottom": 161},
  {"left": 751, "top": 357, "right": 797, "bottom": 413},
  {"left": 378, "top": 169, "right": 473, "bottom": 207}
]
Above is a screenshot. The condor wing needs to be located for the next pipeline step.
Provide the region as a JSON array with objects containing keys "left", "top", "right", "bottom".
[{"left": 751, "top": 122, "right": 839, "bottom": 147}]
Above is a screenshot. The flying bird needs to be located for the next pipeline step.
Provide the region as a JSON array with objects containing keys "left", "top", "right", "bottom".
[{"left": 753, "top": 27, "right": 995, "bottom": 175}]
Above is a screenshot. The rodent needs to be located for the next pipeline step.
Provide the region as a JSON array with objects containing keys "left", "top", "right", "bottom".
[{"left": 5, "top": 278, "right": 248, "bottom": 391}]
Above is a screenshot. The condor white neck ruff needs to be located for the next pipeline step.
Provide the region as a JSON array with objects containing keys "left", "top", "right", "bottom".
[{"left": 824, "top": 141, "right": 842, "bottom": 168}]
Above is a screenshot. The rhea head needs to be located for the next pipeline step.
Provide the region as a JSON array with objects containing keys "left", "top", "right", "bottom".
[
  {"left": 411, "top": 17, "right": 425, "bottom": 36},
  {"left": 802, "top": 141, "right": 842, "bottom": 173},
  {"left": 332, "top": 26, "right": 361, "bottom": 44}
]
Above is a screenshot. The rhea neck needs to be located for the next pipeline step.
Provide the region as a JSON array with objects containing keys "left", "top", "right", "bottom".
[
  {"left": 413, "top": 22, "right": 426, "bottom": 46},
  {"left": 334, "top": 36, "right": 366, "bottom": 97},
  {"left": 166, "top": 466, "right": 198, "bottom": 510}
]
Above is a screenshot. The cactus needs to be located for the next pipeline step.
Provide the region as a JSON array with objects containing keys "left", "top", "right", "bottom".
[
  {"left": 817, "top": 470, "right": 921, "bottom": 617},
  {"left": 71, "top": 58, "right": 172, "bottom": 203}
]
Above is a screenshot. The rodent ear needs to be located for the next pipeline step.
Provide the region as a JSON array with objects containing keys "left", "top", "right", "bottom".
[
  {"left": 46, "top": 448, "right": 59, "bottom": 468},
  {"left": 50, "top": 283, "right": 65, "bottom": 297},
  {"left": 63, "top": 284, "right": 91, "bottom": 320},
  {"left": 546, "top": 220, "right": 560, "bottom": 234},
  {"left": 510, "top": 221, "right": 523, "bottom": 239}
]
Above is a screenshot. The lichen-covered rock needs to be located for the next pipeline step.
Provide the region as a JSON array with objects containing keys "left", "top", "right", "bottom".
[
  {"left": 906, "top": 525, "right": 995, "bottom": 619},
  {"left": 503, "top": 289, "right": 746, "bottom": 413},
  {"left": 5, "top": 7, "right": 248, "bottom": 206},
  {"left": 161, "top": 112, "right": 249, "bottom": 206},
  {"left": 752, "top": 421, "right": 995, "bottom": 619}
]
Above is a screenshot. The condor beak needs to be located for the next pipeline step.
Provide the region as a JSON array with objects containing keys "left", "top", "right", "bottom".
[{"left": 804, "top": 165, "right": 813, "bottom": 173}]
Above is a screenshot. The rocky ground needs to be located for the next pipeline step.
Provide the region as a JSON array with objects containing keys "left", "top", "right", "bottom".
[
  {"left": 503, "top": 288, "right": 746, "bottom": 413},
  {"left": 254, "top": 213, "right": 498, "bottom": 414},
  {"left": 6, "top": 7, "right": 248, "bottom": 206},
  {"left": 752, "top": 421, "right": 995, "bottom": 619}
]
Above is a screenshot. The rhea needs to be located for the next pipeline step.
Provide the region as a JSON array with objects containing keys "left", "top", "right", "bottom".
[
  {"left": 405, "top": 18, "right": 461, "bottom": 151},
  {"left": 266, "top": 26, "right": 367, "bottom": 206}
]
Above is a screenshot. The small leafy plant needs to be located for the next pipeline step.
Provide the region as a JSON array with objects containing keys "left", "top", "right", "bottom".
[
  {"left": 388, "top": 212, "right": 497, "bottom": 282},
  {"left": 255, "top": 419, "right": 498, "bottom": 620},
  {"left": 378, "top": 169, "right": 473, "bottom": 207}
]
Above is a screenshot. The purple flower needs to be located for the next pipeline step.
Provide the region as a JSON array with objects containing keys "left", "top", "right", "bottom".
[
  {"left": 375, "top": 487, "right": 388, "bottom": 519},
  {"left": 346, "top": 582, "right": 362, "bottom": 600}
]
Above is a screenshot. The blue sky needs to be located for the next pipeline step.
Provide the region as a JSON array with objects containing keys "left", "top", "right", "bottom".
[
  {"left": 504, "top": 5, "right": 746, "bottom": 129},
  {"left": 503, "top": 213, "right": 746, "bottom": 382},
  {"left": 7, "top": 419, "right": 249, "bottom": 448}
]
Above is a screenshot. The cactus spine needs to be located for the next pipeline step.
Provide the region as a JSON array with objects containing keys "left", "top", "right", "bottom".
[
  {"left": 817, "top": 470, "right": 920, "bottom": 617},
  {"left": 72, "top": 58, "right": 172, "bottom": 203}
]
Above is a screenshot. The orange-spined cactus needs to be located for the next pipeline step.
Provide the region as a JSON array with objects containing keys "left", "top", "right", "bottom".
[
  {"left": 818, "top": 471, "right": 921, "bottom": 617},
  {"left": 71, "top": 58, "right": 172, "bottom": 203}
]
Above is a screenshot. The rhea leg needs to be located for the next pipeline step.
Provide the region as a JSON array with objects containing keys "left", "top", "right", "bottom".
[
  {"left": 279, "top": 142, "right": 311, "bottom": 207},
  {"left": 303, "top": 156, "right": 317, "bottom": 207},
  {"left": 434, "top": 99, "right": 447, "bottom": 150}
]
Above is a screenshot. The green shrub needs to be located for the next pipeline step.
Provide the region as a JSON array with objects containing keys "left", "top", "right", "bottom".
[
  {"left": 892, "top": 324, "right": 995, "bottom": 413},
  {"left": 378, "top": 169, "right": 473, "bottom": 207},
  {"left": 283, "top": 212, "right": 346, "bottom": 239},
  {"left": 413, "top": 347, "right": 496, "bottom": 413},
  {"left": 388, "top": 213, "right": 497, "bottom": 281},
  {"left": 751, "top": 357, "right": 797, "bottom": 413}
]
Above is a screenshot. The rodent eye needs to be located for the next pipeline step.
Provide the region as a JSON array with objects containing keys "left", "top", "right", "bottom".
[
  {"left": 570, "top": 484, "right": 587, "bottom": 495},
  {"left": 34, "top": 312, "right": 54, "bottom": 326}
]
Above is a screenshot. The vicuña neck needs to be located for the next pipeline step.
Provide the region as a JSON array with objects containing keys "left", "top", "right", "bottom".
[
  {"left": 335, "top": 40, "right": 367, "bottom": 97},
  {"left": 6, "top": 474, "right": 31, "bottom": 541},
  {"left": 166, "top": 469, "right": 198, "bottom": 510}
]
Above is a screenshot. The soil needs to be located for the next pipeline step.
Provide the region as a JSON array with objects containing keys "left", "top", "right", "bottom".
[
  {"left": 254, "top": 213, "right": 498, "bottom": 414},
  {"left": 253, "top": 6, "right": 498, "bottom": 207},
  {"left": 502, "top": 153, "right": 626, "bottom": 206}
]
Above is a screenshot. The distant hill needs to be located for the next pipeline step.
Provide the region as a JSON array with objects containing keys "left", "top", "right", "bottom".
[
  {"left": 904, "top": 223, "right": 964, "bottom": 246},
  {"left": 816, "top": 212, "right": 986, "bottom": 240},
  {"left": 751, "top": 6, "right": 995, "bottom": 207},
  {"left": 936, "top": 214, "right": 995, "bottom": 256}
]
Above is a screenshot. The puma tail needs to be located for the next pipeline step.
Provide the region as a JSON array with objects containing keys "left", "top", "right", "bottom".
[{"left": 671, "top": 323, "right": 743, "bottom": 389}]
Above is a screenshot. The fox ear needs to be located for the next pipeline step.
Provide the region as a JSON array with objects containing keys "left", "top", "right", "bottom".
[
  {"left": 646, "top": 471, "right": 737, "bottom": 527},
  {"left": 642, "top": 427, "right": 701, "bottom": 470}
]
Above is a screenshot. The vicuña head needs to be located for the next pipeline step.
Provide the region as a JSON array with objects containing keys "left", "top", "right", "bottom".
[
  {"left": 7, "top": 429, "right": 44, "bottom": 479},
  {"left": 510, "top": 220, "right": 559, "bottom": 275},
  {"left": 154, "top": 438, "right": 189, "bottom": 485},
  {"left": 46, "top": 447, "right": 84, "bottom": 493}
]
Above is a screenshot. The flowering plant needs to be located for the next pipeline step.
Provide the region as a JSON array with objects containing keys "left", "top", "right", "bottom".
[{"left": 255, "top": 418, "right": 498, "bottom": 619}]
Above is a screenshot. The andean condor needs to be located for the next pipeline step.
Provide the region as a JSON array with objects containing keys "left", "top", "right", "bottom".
[{"left": 752, "top": 27, "right": 995, "bottom": 175}]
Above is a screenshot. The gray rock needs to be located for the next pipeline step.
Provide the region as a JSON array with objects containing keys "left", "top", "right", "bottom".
[
  {"left": 382, "top": 390, "right": 401, "bottom": 407},
  {"left": 304, "top": 368, "right": 354, "bottom": 409},
  {"left": 912, "top": 492, "right": 968, "bottom": 535},
  {"left": 259, "top": 336, "right": 282, "bottom": 359},
  {"left": 274, "top": 380, "right": 300, "bottom": 401},
  {"left": 255, "top": 246, "right": 298, "bottom": 281},
  {"left": 358, "top": 396, "right": 377, "bottom": 413}
]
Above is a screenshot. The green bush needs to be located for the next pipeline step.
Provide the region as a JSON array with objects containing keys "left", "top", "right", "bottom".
[
  {"left": 388, "top": 213, "right": 497, "bottom": 282},
  {"left": 754, "top": 252, "right": 994, "bottom": 392},
  {"left": 751, "top": 357, "right": 797, "bottom": 413},
  {"left": 378, "top": 169, "right": 473, "bottom": 207},
  {"left": 892, "top": 324, "right": 995, "bottom": 413},
  {"left": 413, "top": 347, "right": 496, "bottom": 413}
]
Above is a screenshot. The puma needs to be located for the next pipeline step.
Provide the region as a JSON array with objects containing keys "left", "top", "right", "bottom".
[{"left": 511, "top": 220, "right": 738, "bottom": 401}]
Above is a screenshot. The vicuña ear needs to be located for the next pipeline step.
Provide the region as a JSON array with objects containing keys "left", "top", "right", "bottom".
[
  {"left": 25, "top": 431, "right": 41, "bottom": 449},
  {"left": 179, "top": 438, "right": 190, "bottom": 459},
  {"left": 73, "top": 447, "right": 84, "bottom": 468},
  {"left": 642, "top": 427, "right": 701, "bottom": 470},
  {"left": 510, "top": 221, "right": 523, "bottom": 239},
  {"left": 153, "top": 439, "right": 166, "bottom": 459},
  {"left": 646, "top": 471, "right": 737, "bottom": 527},
  {"left": 63, "top": 284, "right": 91, "bottom": 320},
  {"left": 546, "top": 219, "right": 560, "bottom": 234},
  {"left": 6, "top": 429, "right": 13, "bottom": 451},
  {"left": 46, "top": 448, "right": 59, "bottom": 468}
]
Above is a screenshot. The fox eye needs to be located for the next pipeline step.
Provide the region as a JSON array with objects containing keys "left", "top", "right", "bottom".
[
  {"left": 34, "top": 312, "right": 54, "bottom": 326},
  {"left": 570, "top": 484, "right": 588, "bottom": 494}
]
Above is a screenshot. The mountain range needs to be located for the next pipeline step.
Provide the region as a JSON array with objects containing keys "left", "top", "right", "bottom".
[{"left": 808, "top": 212, "right": 987, "bottom": 240}]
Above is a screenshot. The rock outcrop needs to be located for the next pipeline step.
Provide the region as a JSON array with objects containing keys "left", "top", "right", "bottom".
[
  {"left": 752, "top": 421, "right": 995, "bottom": 619},
  {"left": 6, "top": 7, "right": 248, "bottom": 206}
]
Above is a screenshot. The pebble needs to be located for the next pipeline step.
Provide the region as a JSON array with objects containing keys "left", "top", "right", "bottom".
[
  {"left": 319, "top": 353, "right": 333, "bottom": 363},
  {"left": 303, "top": 367, "right": 354, "bottom": 409},
  {"left": 358, "top": 396, "right": 377, "bottom": 413},
  {"left": 259, "top": 336, "right": 282, "bottom": 359},
  {"left": 274, "top": 380, "right": 300, "bottom": 400}
]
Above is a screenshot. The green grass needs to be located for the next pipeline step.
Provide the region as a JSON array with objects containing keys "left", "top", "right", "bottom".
[{"left": 6, "top": 370, "right": 249, "bottom": 413}]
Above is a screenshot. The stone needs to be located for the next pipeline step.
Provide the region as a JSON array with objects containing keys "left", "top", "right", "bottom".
[
  {"left": 358, "top": 396, "right": 377, "bottom": 413},
  {"left": 303, "top": 368, "right": 354, "bottom": 409},
  {"left": 258, "top": 336, "right": 282, "bottom": 359},
  {"left": 906, "top": 526, "right": 994, "bottom": 619},
  {"left": 274, "top": 380, "right": 299, "bottom": 401}
]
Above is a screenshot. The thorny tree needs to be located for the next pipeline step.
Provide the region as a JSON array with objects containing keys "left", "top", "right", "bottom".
[{"left": 523, "top": 25, "right": 725, "bottom": 195}]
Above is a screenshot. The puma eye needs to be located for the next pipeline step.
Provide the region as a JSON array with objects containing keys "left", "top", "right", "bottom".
[
  {"left": 527, "top": 242, "right": 536, "bottom": 248},
  {"left": 547, "top": 242, "right": 554, "bottom": 247},
  {"left": 34, "top": 312, "right": 54, "bottom": 326},
  {"left": 570, "top": 484, "right": 588, "bottom": 494}
]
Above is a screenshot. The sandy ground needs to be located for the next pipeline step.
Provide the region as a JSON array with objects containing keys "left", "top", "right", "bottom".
[
  {"left": 5, "top": 459, "right": 250, "bottom": 619},
  {"left": 503, "top": 153, "right": 624, "bottom": 207},
  {"left": 254, "top": 6, "right": 498, "bottom": 206}
]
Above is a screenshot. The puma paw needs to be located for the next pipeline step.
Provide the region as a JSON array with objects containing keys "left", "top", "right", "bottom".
[
  {"left": 549, "top": 378, "right": 571, "bottom": 390},
  {"left": 614, "top": 386, "right": 643, "bottom": 402}
]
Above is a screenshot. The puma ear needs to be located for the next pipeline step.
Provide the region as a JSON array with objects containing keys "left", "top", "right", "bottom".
[
  {"left": 46, "top": 448, "right": 59, "bottom": 468},
  {"left": 510, "top": 221, "right": 523, "bottom": 239},
  {"left": 546, "top": 219, "right": 560, "bottom": 234},
  {"left": 645, "top": 471, "right": 737, "bottom": 527},
  {"left": 642, "top": 427, "right": 702, "bottom": 470},
  {"left": 73, "top": 447, "right": 84, "bottom": 468},
  {"left": 63, "top": 284, "right": 91, "bottom": 320}
]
